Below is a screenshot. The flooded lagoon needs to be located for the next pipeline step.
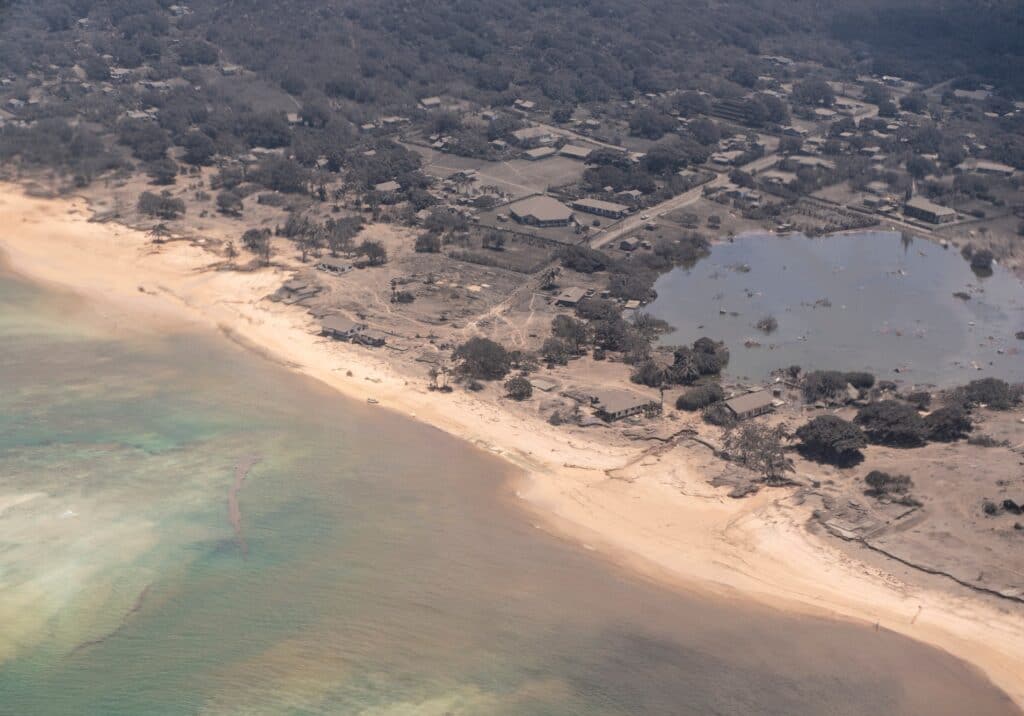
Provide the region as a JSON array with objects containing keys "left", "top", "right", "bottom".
[
  {"left": 647, "top": 231, "right": 1024, "bottom": 386},
  {"left": 0, "top": 268, "right": 1018, "bottom": 715}
]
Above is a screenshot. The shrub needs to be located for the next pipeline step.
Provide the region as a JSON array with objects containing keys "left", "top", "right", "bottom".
[
  {"left": 415, "top": 232, "right": 442, "bottom": 253},
  {"left": 795, "top": 415, "right": 867, "bottom": 465},
  {"left": 137, "top": 190, "right": 184, "bottom": 220},
  {"left": 676, "top": 383, "right": 725, "bottom": 411},
  {"left": 844, "top": 371, "right": 876, "bottom": 390},
  {"left": 952, "top": 378, "right": 1021, "bottom": 410},
  {"left": 923, "top": 405, "right": 972, "bottom": 442},
  {"left": 557, "top": 245, "right": 608, "bottom": 273},
  {"left": 801, "top": 370, "right": 848, "bottom": 402},
  {"left": 703, "top": 402, "right": 736, "bottom": 427},
  {"left": 904, "top": 391, "right": 932, "bottom": 410},
  {"left": 453, "top": 337, "right": 511, "bottom": 380},
  {"left": 504, "top": 376, "right": 532, "bottom": 400},
  {"left": 854, "top": 400, "right": 927, "bottom": 447},
  {"left": 864, "top": 470, "right": 913, "bottom": 496}
]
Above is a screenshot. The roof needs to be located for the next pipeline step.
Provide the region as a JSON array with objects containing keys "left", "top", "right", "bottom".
[
  {"left": 594, "top": 389, "right": 657, "bottom": 415},
  {"left": 572, "top": 198, "right": 630, "bottom": 214},
  {"left": 511, "top": 126, "right": 553, "bottom": 141},
  {"left": 317, "top": 257, "right": 352, "bottom": 270},
  {"left": 374, "top": 180, "right": 401, "bottom": 192},
  {"left": 321, "top": 315, "right": 360, "bottom": 334},
  {"left": 724, "top": 390, "right": 774, "bottom": 415},
  {"left": 958, "top": 159, "right": 1015, "bottom": 175},
  {"left": 560, "top": 144, "right": 593, "bottom": 159},
  {"left": 524, "top": 146, "right": 557, "bottom": 159},
  {"left": 556, "top": 287, "right": 587, "bottom": 303},
  {"left": 905, "top": 196, "right": 955, "bottom": 216},
  {"left": 507, "top": 195, "right": 573, "bottom": 223}
]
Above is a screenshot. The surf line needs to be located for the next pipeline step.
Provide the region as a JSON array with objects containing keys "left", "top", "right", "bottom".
[{"left": 229, "top": 455, "right": 261, "bottom": 554}]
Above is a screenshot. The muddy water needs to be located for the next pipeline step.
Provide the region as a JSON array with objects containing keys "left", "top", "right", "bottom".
[
  {"left": 0, "top": 270, "right": 1017, "bottom": 715},
  {"left": 647, "top": 231, "right": 1024, "bottom": 386}
]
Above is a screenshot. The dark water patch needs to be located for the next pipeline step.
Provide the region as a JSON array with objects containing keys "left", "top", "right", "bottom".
[{"left": 646, "top": 231, "right": 1024, "bottom": 386}]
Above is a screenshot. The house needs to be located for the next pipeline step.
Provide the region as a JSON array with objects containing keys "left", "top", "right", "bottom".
[
  {"left": 616, "top": 188, "right": 644, "bottom": 205},
  {"left": 220, "top": 64, "right": 242, "bottom": 76},
  {"left": 316, "top": 257, "right": 354, "bottom": 275},
  {"left": 723, "top": 390, "right": 775, "bottom": 420},
  {"left": 320, "top": 315, "right": 364, "bottom": 341},
  {"left": 957, "top": 159, "right": 1015, "bottom": 178},
  {"left": 571, "top": 198, "right": 630, "bottom": 220},
  {"left": 352, "top": 329, "right": 387, "bottom": 347},
  {"left": 489, "top": 139, "right": 508, "bottom": 151},
  {"left": 507, "top": 195, "right": 574, "bottom": 227},
  {"left": 374, "top": 180, "right": 402, "bottom": 202},
  {"left": 559, "top": 144, "right": 593, "bottom": 161},
  {"left": 619, "top": 237, "right": 640, "bottom": 252},
  {"left": 530, "top": 377, "right": 558, "bottom": 392},
  {"left": 419, "top": 96, "right": 442, "bottom": 109},
  {"left": 524, "top": 146, "right": 557, "bottom": 161},
  {"left": 759, "top": 170, "right": 799, "bottom": 188},
  {"left": 513, "top": 98, "right": 537, "bottom": 112},
  {"left": 710, "top": 150, "right": 745, "bottom": 168},
  {"left": 555, "top": 287, "right": 587, "bottom": 307},
  {"left": 904, "top": 196, "right": 955, "bottom": 224},
  {"left": 593, "top": 389, "right": 661, "bottom": 422},
  {"left": 510, "top": 126, "right": 554, "bottom": 148}
]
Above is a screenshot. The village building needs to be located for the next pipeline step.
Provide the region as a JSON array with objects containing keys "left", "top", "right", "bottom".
[
  {"left": 320, "top": 315, "right": 364, "bottom": 341},
  {"left": 510, "top": 126, "right": 555, "bottom": 148},
  {"left": 723, "top": 390, "right": 775, "bottom": 420},
  {"left": 592, "top": 389, "right": 661, "bottom": 422},
  {"left": 554, "top": 287, "right": 587, "bottom": 307},
  {"left": 316, "top": 257, "right": 354, "bottom": 275},
  {"left": 904, "top": 196, "right": 956, "bottom": 224},
  {"left": 957, "top": 159, "right": 1015, "bottom": 178},
  {"left": 352, "top": 329, "right": 387, "bottom": 348},
  {"left": 507, "top": 195, "right": 574, "bottom": 227},
  {"left": 419, "top": 96, "right": 441, "bottom": 109},
  {"left": 759, "top": 169, "right": 799, "bottom": 188},
  {"left": 524, "top": 146, "right": 557, "bottom": 161},
  {"left": 373, "top": 180, "right": 402, "bottom": 202},
  {"left": 571, "top": 198, "right": 630, "bottom": 219},
  {"left": 559, "top": 144, "right": 593, "bottom": 161}
]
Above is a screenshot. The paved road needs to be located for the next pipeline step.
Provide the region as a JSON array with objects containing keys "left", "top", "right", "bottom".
[{"left": 589, "top": 153, "right": 779, "bottom": 248}]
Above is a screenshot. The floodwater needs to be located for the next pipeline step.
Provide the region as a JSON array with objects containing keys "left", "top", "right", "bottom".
[
  {"left": 647, "top": 231, "right": 1024, "bottom": 386},
  {"left": 0, "top": 267, "right": 1017, "bottom": 715}
]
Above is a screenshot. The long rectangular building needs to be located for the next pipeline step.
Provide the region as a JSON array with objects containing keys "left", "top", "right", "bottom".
[{"left": 571, "top": 198, "right": 630, "bottom": 219}]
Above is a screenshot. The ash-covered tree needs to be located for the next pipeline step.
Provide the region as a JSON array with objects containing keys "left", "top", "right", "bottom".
[
  {"left": 242, "top": 228, "right": 272, "bottom": 265},
  {"left": 864, "top": 470, "right": 913, "bottom": 498},
  {"left": 137, "top": 190, "right": 184, "bottom": 220},
  {"left": 551, "top": 315, "right": 591, "bottom": 355},
  {"left": 452, "top": 337, "right": 512, "bottom": 381},
  {"left": 854, "top": 400, "right": 927, "bottom": 447},
  {"left": 216, "top": 189, "right": 244, "bottom": 216},
  {"left": 723, "top": 423, "right": 794, "bottom": 485},
  {"left": 950, "top": 378, "right": 1021, "bottom": 410},
  {"left": 504, "top": 375, "right": 533, "bottom": 401},
  {"left": 795, "top": 415, "right": 866, "bottom": 466},
  {"left": 923, "top": 405, "right": 972, "bottom": 442},
  {"left": 358, "top": 239, "right": 387, "bottom": 266},
  {"left": 415, "top": 232, "right": 442, "bottom": 253},
  {"left": 675, "top": 383, "right": 724, "bottom": 411}
]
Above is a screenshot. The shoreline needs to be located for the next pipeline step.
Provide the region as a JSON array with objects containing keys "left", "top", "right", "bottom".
[{"left": 1, "top": 183, "right": 1022, "bottom": 709}]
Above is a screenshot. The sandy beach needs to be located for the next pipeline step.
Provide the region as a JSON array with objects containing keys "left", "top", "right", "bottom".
[{"left": 1, "top": 183, "right": 1022, "bottom": 708}]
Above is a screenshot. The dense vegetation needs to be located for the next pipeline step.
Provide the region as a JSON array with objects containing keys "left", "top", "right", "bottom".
[{"left": 2, "top": 0, "right": 1022, "bottom": 177}]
